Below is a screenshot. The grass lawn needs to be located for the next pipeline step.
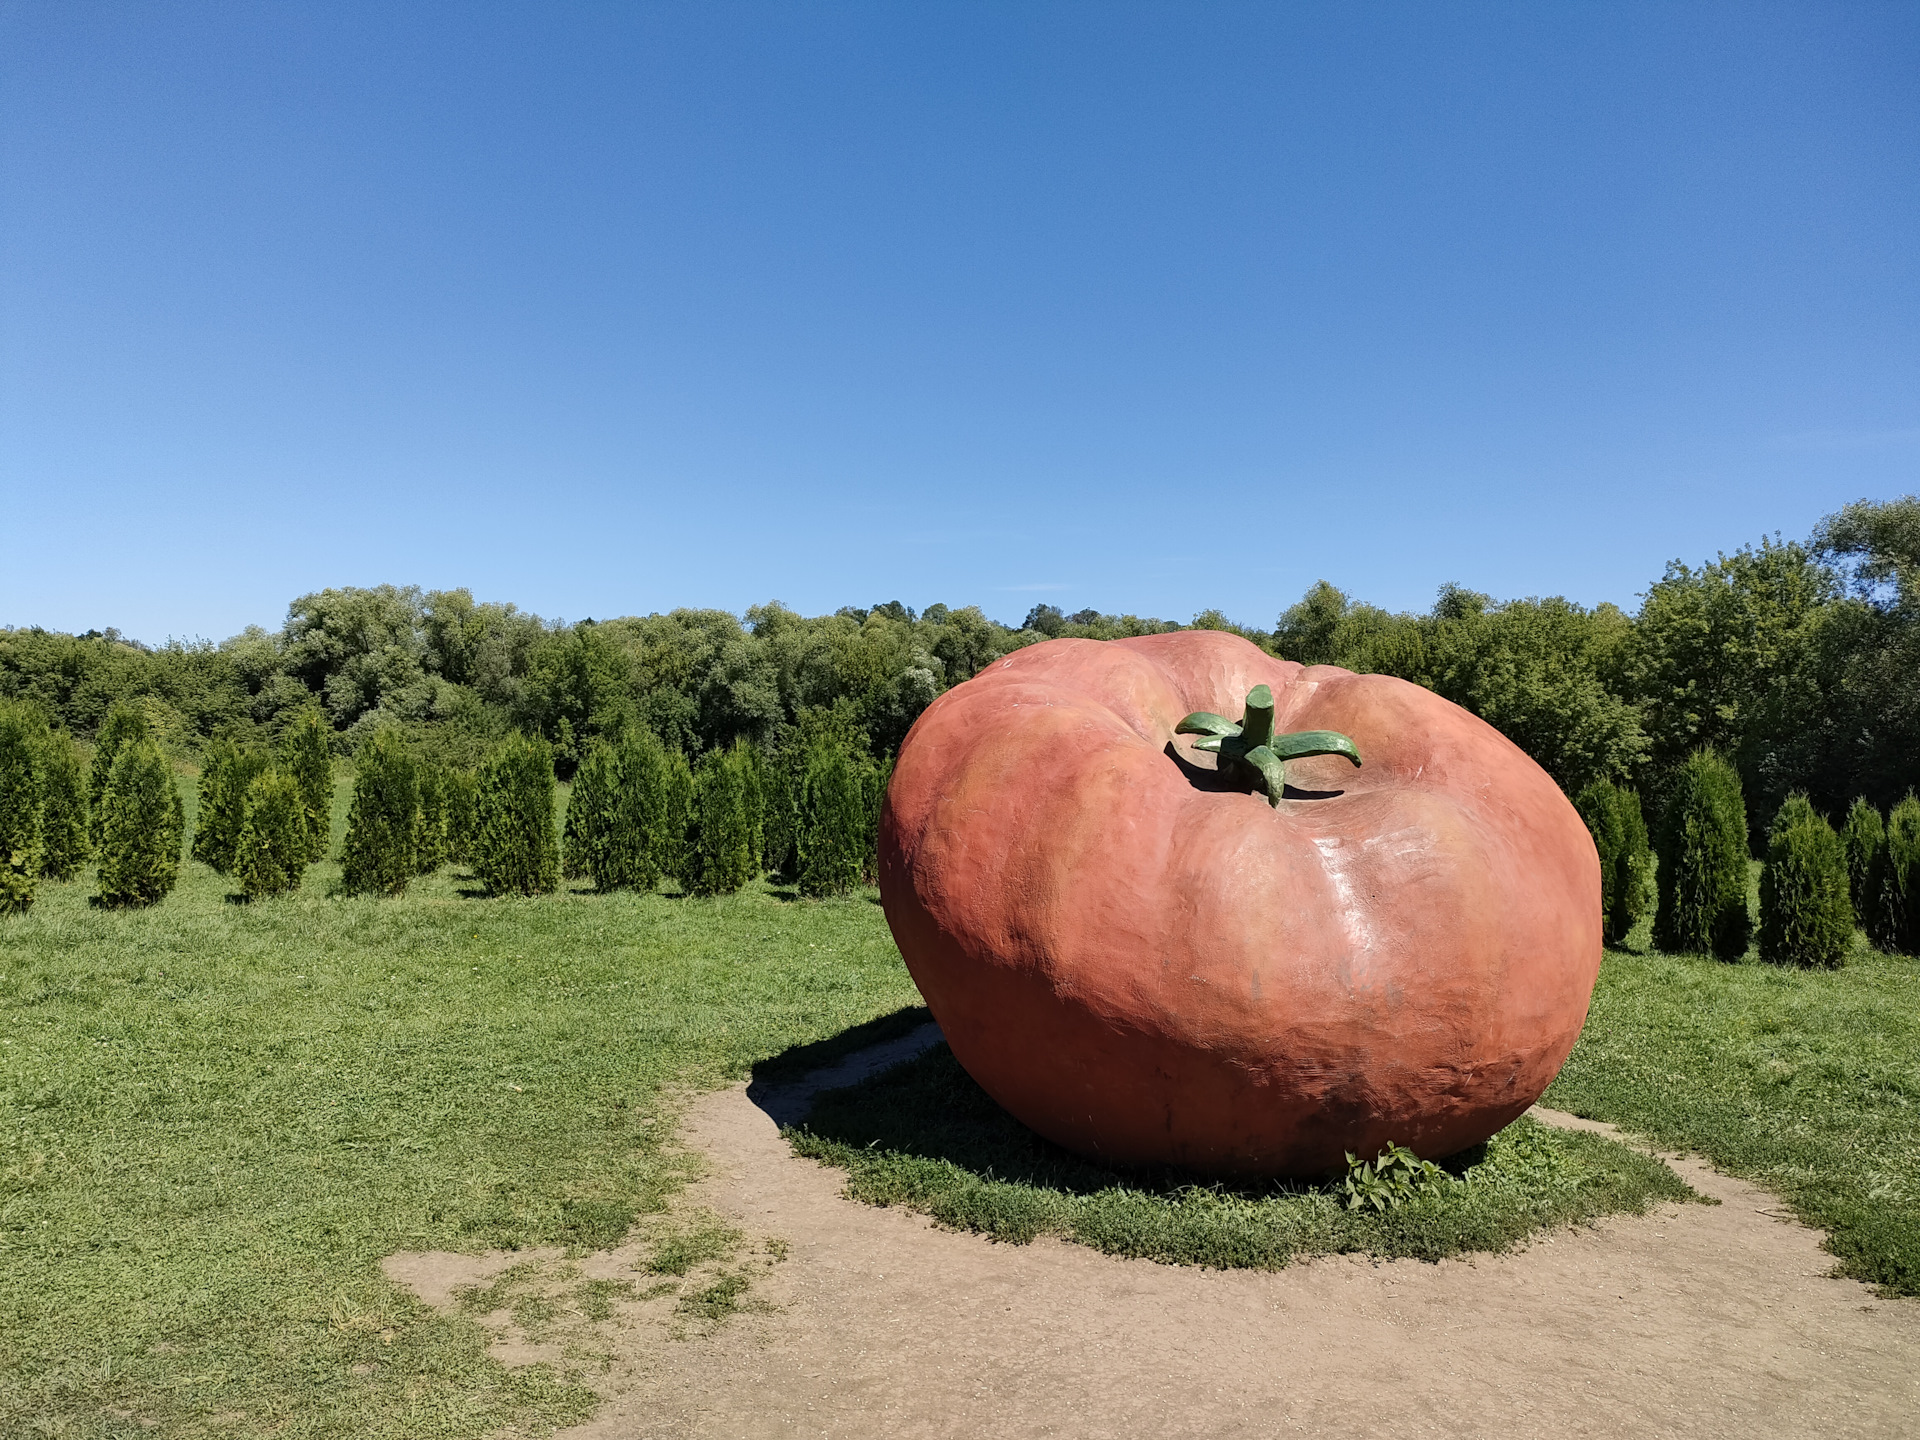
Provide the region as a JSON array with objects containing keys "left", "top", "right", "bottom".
[{"left": 0, "top": 774, "right": 920, "bottom": 1438}]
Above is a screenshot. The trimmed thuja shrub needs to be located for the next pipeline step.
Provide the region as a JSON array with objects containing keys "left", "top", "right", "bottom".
[
  {"left": 735, "top": 739, "right": 767, "bottom": 875},
  {"left": 568, "top": 729, "right": 671, "bottom": 893},
  {"left": 96, "top": 738, "right": 181, "bottom": 907},
  {"left": 472, "top": 732, "right": 560, "bottom": 896},
  {"left": 37, "top": 728, "right": 90, "bottom": 881},
  {"left": 860, "top": 755, "right": 892, "bottom": 885},
  {"left": 415, "top": 762, "right": 449, "bottom": 874},
  {"left": 688, "top": 746, "right": 754, "bottom": 896},
  {"left": 193, "top": 739, "right": 270, "bottom": 874},
  {"left": 1654, "top": 747, "right": 1751, "bottom": 959},
  {"left": 1759, "top": 801, "right": 1853, "bottom": 968},
  {"left": 797, "top": 741, "right": 866, "bottom": 898},
  {"left": 340, "top": 729, "right": 418, "bottom": 897},
  {"left": 235, "top": 769, "right": 308, "bottom": 900},
  {"left": 1574, "top": 779, "right": 1654, "bottom": 945},
  {"left": 1841, "top": 798, "right": 1884, "bottom": 917},
  {"left": 282, "top": 710, "right": 334, "bottom": 862},
  {"left": 1866, "top": 794, "right": 1920, "bottom": 954},
  {"left": 563, "top": 741, "right": 618, "bottom": 884},
  {"left": 88, "top": 702, "right": 152, "bottom": 846},
  {"left": 661, "top": 749, "right": 695, "bottom": 889},
  {"left": 0, "top": 703, "right": 45, "bottom": 915},
  {"left": 443, "top": 769, "right": 478, "bottom": 863}
]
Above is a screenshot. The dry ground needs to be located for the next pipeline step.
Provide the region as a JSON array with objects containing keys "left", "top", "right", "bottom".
[{"left": 386, "top": 1027, "right": 1920, "bottom": 1439}]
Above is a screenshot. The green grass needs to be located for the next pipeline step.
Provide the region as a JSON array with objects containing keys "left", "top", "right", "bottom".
[
  {"left": 787, "top": 1043, "right": 1699, "bottom": 1268},
  {"left": 0, "top": 773, "right": 919, "bottom": 1439},
  {"left": 1545, "top": 937, "right": 1920, "bottom": 1296}
]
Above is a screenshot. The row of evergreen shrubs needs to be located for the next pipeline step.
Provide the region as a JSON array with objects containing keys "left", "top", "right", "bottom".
[{"left": 1577, "top": 747, "right": 1878, "bottom": 969}]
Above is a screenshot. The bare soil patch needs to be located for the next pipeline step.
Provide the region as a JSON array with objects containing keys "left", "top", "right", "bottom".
[{"left": 387, "top": 1027, "right": 1920, "bottom": 1438}]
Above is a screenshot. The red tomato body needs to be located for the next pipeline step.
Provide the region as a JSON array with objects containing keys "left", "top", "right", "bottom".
[{"left": 879, "top": 631, "right": 1601, "bottom": 1178}]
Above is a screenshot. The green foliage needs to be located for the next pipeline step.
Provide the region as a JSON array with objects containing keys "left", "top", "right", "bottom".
[
  {"left": 35, "top": 726, "right": 90, "bottom": 880},
  {"left": 796, "top": 741, "right": 866, "bottom": 898},
  {"left": 87, "top": 701, "right": 152, "bottom": 845},
  {"left": 734, "top": 738, "right": 767, "bottom": 873},
  {"left": 1866, "top": 794, "right": 1920, "bottom": 954},
  {"left": 192, "top": 738, "right": 270, "bottom": 874},
  {"left": 95, "top": 738, "right": 181, "bottom": 907},
  {"left": 1340, "top": 1142, "right": 1451, "bottom": 1212},
  {"left": 0, "top": 703, "right": 45, "bottom": 914},
  {"left": 281, "top": 709, "right": 334, "bottom": 862},
  {"left": 1574, "top": 779, "right": 1654, "bottom": 945},
  {"left": 660, "top": 748, "right": 694, "bottom": 887},
  {"left": 339, "top": 729, "right": 419, "bottom": 897},
  {"left": 687, "top": 747, "right": 754, "bottom": 897},
  {"left": 563, "top": 741, "right": 618, "bottom": 884},
  {"left": 1758, "top": 809, "right": 1854, "bottom": 968},
  {"left": 1654, "top": 747, "right": 1752, "bottom": 958},
  {"left": 234, "top": 769, "right": 308, "bottom": 900},
  {"left": 862, "top": 754, "right": 892, "bottom": 884},
  {"left": 415, "top": 762, "right": 450, "bottom": 873},
  {"left": 1769, "top": 792, "right": 1819, "bottom": 837},
  {"left": 443, "top": 768, "right": 478, "bottom": 863},
  {"left": 472, "top": 732, "right": 560, "bottom": 897},
  {"left": 566, "top": 730, "right": 677, "bottom": 893},
  {"left": 1841, "top": 797, "right": 1884, "bottom": 915}
]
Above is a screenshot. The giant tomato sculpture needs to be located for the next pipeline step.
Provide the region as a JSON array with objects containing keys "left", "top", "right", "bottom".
[{"left": 878, "top": 631, "right": 1601, "bottom": 1178}]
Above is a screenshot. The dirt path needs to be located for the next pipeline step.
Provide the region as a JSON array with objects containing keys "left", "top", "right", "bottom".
[{"left": 389, "top": 1027, "right": 1920, "bottom": 1438}]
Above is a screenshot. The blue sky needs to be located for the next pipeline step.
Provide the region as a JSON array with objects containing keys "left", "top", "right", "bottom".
[{"left": 3, "top": 2, "right": 1916, "bottom": 642}]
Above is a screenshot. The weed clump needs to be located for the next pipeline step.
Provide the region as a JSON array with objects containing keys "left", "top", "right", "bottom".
[
  {"left": 1655, "top": 747, "right": 1751, "bottom": 959},
  {"left": 95, "top": 738, "right": 182, "bottom": 907},
  {"left": 1758, "top": 800, "right": 1853, "bottom": 968},
  {"left": 472, "top": 732, "right": 560, "bottom": 896},
  {"left": 340, "top": 728, "right": 418, "bottom": 897}
]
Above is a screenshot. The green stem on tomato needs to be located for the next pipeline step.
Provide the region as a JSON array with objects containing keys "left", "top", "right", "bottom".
[{"left": 1175, "top": 685, "right": 1361, "bottom": 806}]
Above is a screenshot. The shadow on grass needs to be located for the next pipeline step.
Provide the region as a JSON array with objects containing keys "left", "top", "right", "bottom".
[{"left": 778, "top": 1034, "right": 1702, "bottom": 1268}]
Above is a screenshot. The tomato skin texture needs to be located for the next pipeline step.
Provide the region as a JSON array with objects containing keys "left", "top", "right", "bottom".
[{"left": 879, "top": 631, "right": 1602, "bottom": 1178}]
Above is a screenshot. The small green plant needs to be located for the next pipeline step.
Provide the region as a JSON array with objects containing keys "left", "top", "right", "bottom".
[
  {"left": 95, "top": 738, "right": 181, "bottom": 908},
  {"left": 1759, "top": 808, "right": 1853, "bottom": 968},
  {"left": 339, "top": 729, "right": 418, "bottom": 897},
  {"left": 1574, "top": 779, "right": 1654, "bottom": 944},
  {"left": 1339, "top": 1141, "right": 1452, "bottom": 1211},
  {"left": 797, "top": 741, "right": 865, "bottom": 898},
  {"left": 192, "top": 738, "right": 270, "bottom": 875},
  {"left": 234, "top": 770, "right": 308, "bottom": 900},
  {"left": 472, "top": 732, "right": 560, "bottom": 897},
  {"left": 1866, "top": 794, "right": 1920, "bottom": 954},
  {"left": 1654, "top": 747, "right": 1751, "bottom": 959},
  {"left": 1840, "top": 797, "right": 1884, "bottom": 918},
  {"left": 36, "top": 728, "right": 90, "bottom": 881},
  {"left": 687, "top": 747, "right": 754, "bottom": 896},
  {"left": 87, "top": 702, "right": 152, "bottom": 846},
  {"left": 414, "top": 762, "right": 449, "bottom": 874},
  {"left": 0, "top": 703, "right": 45, "bottom": 915},
  {"left": 281, "top": 710, "right": 334, "bottom": 862}
]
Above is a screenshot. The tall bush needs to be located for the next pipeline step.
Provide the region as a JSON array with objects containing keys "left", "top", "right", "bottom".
[
  {"left": 193, "top": 739, "right": 270, "bottom": 874},
  {"left": 415, "top": 762, "right": 449, "bottom": 874},
  {"left": 735, "top": 739, "right": 767, "bottom": 874},
  {"left": 660, "top": 749, "right": 695, "bottom": 889},
  {"left": 1769, "top": 793, "right": 1819, "bottom": 838},
  {"left": 1654, "top": 747, "right": 1751, "bottom": 959},
  {"left": 1840, "top": 798, "right": 1884, "bottom": 917},
  {"left": 1866, "top": 794, "right": 1920, "bottom": 954},
  {"left": 443, "top": 769, "right": 478, "bottom": 863},
  {"left": 1574, "top": 779, "right": 1654, "bottom": 945},
  {"left": 797, "top": 741, "right": 865, "bottom": 898},
  {"left": 1759, "top": 809, "right": 1853, "bottom": 968},
  {"left": 0, "top": 704, "right": 44, "bottom": 915},
  {"left": 687, "top": 747, "right": 754, "bottom": 896},
  {"left": 860, "top": 755, "right": 892, "bottom": 884},
  {"left": 95, "top": 738, "right": 180, "bottom": 907},
  {"left": 37, "top": 728, "right": 91, "bottom": 881},
  {"left": 564, "top": 741, "right": 620, "bottom": 886},
  {"left": 235, "top": 769, "right": 308, "bottom": 900},
  {"left": 282, "top": 710, "right": 334, "bottom": 862},
  {"left": 472, "top": 732, "right": 560, "bottom": 896},
  {"left": 88, "top": 702, "right": 151, "bottom": 845},
  {"left": 340, "top": 729, "right": 418, "bottom": 897}
]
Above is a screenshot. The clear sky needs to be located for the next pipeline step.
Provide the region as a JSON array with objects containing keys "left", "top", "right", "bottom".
[{"left": 3, "top": 3, "right": 1916, "bottom": 642}]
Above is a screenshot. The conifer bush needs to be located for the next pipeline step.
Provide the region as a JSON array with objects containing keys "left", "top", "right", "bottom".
[
  {"left": 340, "top": 729, "right": 419, "bottom": 897},
  {"left": 688, "top": 746, "right": 754, "bottom": 896},
  {"left": 1759, "top": 808, "right": 1853, "bottom": 968},
  {"left": 472, "top": 732, "right": 560, "bottom": 896},
  {"left": 415, "top": 763, "right": 449, "bottom": 874},
  {"left": 193, "top": 739, "right": 269, "bottom": 874},
  {"left": 88, "top": 703, "right": 151, "bottom": 846},
  {"left": 443, "top": 769, "right": 478, "bottom": 863},
  {"left": 234, "top": 769, "right": 308, "bottom": 900},
  {"left": 1866, "top": 795, "right": 1920, "bottom": 954},
  {"left": 734, "top": 739, "right": 767, "bottom": 875},
  {"left": 1574, "top": 779, "right": 1654, "bottom": 944},
  {"left": 1770, "top": 793, "right": 1819, "bottom": 839},
  {"left": 1654, "top": 747, "right": 1751, "bottom": 959},
  {"left": 36, "top": 728, "right": 90, "bottom": 881},
  {"left": 0, "top": 704, "right": 44, "bottom": 915},
  {"left": 282, "top": 710, "right": 334, "bottom": 862},
  {"left": 797, "top": 741, "right": 865, "bottom": 898},
  {"left": 661, "top": 749, "right": 695, "bottom": 889},
  {"left": 1841, "top": 798, "right": 1884, "bottom": 916},
  {"left": 95, "top": 738, "right": 180, "bottom": 907},
  {"left": 564, "top": 741, "right": 620, "bottom": 886},
  {"left": 606, "top": 728, "right": 671, "bottom": 892},
  {"left": 860, "top": 755, "right": 892, "bottom": 884}
]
